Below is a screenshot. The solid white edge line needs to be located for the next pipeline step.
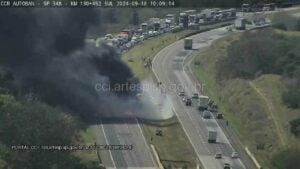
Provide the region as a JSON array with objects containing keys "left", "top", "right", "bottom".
[
  {"left": 182, "top": 29, "right": 246, "bottom": 169},
  {"left": 99, "top": 120, "right": 117, "bottom": 168},
  {"left": 152, "top": 45, "right": 204, "bottom": 167},
  {"left": 134, "top": 118, "right": 157, "bottom": 167},
  {"left": 152, "top": 28, "right": 243, "bottom": 167}
]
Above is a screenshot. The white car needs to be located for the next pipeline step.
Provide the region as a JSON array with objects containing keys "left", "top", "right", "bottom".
[
  {"left": 231, "top": 151, "right": 239, "bottom": 158},
  {"left": 178, "top": 91, "right": 185, "bottom": 96},
  {"left": 215, "top": 152, "right": 222, "bottom": 159},
  {"left": 104, "top": 34, "right": 113, "bottom": 40},
  {"left": 182, "top": 97, "right": 187, "bottom": 102}
]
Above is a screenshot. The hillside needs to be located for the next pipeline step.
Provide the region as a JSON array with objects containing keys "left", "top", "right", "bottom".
[{"left": 192, "top": 29, "right": 300, "bottom": 169}]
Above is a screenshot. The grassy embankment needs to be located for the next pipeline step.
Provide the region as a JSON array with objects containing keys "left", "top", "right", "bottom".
[
  {"left": 75, "top": 126, "right": 99, "bottom": 162},
  {"left": 192, "top": 30, "right": 300, "bottom": 169},
  {"left": 73, "top": 123, "right": 101, "bottom": 167},
  {"left": 123, "top": 30, "right": 199, "bottom": 168}
]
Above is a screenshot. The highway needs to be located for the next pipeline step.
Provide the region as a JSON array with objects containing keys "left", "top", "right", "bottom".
[
  {"left": 152, "top": 27, "right": 255, "bottom": 169},
  {"left": 90, "top": 7, "right": 300, "bottom": 169},
  {"left": 92, "top": 118, "right": 157, "bottom": 169}
]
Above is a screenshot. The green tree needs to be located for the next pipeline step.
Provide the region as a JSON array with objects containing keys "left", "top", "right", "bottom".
[
  {"left": 0, "top": 95, "right": 98, "bottom": 169},
  {"left": 289, "top": 118, "right": 300, "bottom": 137},
  {"left": 272, "top": 149, "right": 300, "bottom": 169},
  {"left": 282, "top": 88, "right": 300, "bottom": 108}
]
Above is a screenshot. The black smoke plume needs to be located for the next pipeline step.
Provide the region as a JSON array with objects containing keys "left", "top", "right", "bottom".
[{"left": 0, "top": 9, "right": 139, "bottom": 119}]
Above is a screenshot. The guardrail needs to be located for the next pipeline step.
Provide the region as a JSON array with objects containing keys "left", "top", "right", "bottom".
[{"left": 180, "top": 21, "right": 234, "bottom": 40}]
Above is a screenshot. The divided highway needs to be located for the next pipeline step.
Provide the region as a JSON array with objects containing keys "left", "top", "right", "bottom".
[{"left": 152, "top": 27, "right": 252, "bottom": 169}]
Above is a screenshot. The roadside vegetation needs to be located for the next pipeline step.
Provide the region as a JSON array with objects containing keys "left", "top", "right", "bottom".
[
  {"left": 123, "top": 30, "right": 195, "bottom": 79},
  {"left": 272, "top": 11, "right": 300, "bottom": 31},
  {"left": 0, "top": 74, "right": 104, "bottom": 169},
  {"left": 122, "top": 30, "right": 199, "bottom": 168},
  {"left": 141, "top": 117, "right": 198, "bottom": 169},
  {"left": 192, "top": 27, "right": 300, "bottom": 169}
]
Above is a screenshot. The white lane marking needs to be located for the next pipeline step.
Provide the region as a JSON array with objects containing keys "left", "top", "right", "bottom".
[
  {"left": 173, "top": 71, "right": 211, "bottom": 153},
  {"left": 134, "top": 118, "right": 156, "bottom": 166},
  {"left": 181, "top": 31, "right": 246, "bottom": 169},
  {"left": 151, "top": 30, "right": 225, "bottom": 168},
  {"left": 100, "top": 121, "right": 117, "bottom": 168},
  {"left": 152, "top": 57, "right": 205, "bottom": 164},
  {"left": 152, "top": 27, "right": 246, "bottom": 169}
]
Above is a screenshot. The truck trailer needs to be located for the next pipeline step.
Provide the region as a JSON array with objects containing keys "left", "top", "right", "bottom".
[
  {"left": 234, "top": 18, "right": 247, "bottom": 30},
  {"left": 179, "top": 13, "right": 189, "bottom": 29},
  {"left": 184, "top": 38, "right": 193, "bottom": 50},
  {"left": 198, "top": 95, "right": 209, "bottom": 110},
  {"left": 208, "top": 130, "right": 217, "bottom": 143}
]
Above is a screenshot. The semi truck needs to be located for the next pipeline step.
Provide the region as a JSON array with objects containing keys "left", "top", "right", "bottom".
[
  {"left": 179, "top": 12, "right": 189, "bottom": 28},
  {"left": 184, "top": 38, "right": 193, "bottom": 50},
  {"left": 208, "top": 130, "right": 217, "bottom": 143}
]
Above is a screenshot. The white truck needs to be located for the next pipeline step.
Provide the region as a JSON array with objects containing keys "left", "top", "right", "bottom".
[
  {"left": 234, "top": 18, "right": 247, "bottom": 30},
  {"left": 199, "top": 95, "right": 209, "bottom": 110},
  {"left": 208, "top": 130, "right": 217, "bottom": 143},
  {"left": 184, "top": 38, "right": 193, "bottom": 50}
]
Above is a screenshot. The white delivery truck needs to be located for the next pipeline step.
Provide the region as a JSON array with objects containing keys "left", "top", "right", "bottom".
[
  {"left": 184, "top": 38, "right": 193, "bottom": 50},
  {"left": 208, "top": 130, "right": 217, "bottom": 143},
  {"left": 234, "top": 18, "right": 247, "bottom": 30},
  {"left": 198, "top": 95, "right": 209, "bottom": 110}
]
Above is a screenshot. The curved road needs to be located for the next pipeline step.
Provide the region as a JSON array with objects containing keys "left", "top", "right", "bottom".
[{"left": 152, "top": 27, "right": 254, "bottom": 169}]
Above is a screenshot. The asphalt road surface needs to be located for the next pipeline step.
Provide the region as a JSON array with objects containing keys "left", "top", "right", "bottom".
[
  {"left": 152, "top": 27, "right": 255, "bottom": 169},
  {"left": 92, "top": 118, "right": 157, "bottom": 169}
]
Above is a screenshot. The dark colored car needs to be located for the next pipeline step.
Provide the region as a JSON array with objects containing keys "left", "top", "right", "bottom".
[
  {"left": 216, "top": 113, "right": 224, "bottom": 119},
  {"left": 185, "top": 98, "right": 192, "bottom": 106},
  {"left": 224, "top": 163, "right": 231, "bottom": 169}
]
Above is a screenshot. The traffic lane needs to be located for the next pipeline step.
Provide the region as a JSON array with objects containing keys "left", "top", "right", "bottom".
[
  {"left": 156, "top": 53, "right": 224, "bottom": 168},
  {"left": 113, "top": 123, "right": 139, "bottom": 167},
  {"left": 152, "top": 30, "right": 231, "bottom": 169},
  {"left": 110, "top": 120, "right": 156, "bottom": 168},
  {"left": 170, "top": 93, "right": 225, "bottom": 169},
  {"left": 173, "top": 72, "right": 245, "bottom": 169},
  {"left": 183, "top": 48, "right": 258, "bottom": 169},
  {"left": 153, "top": 28, "right": 246, "bottom": 168},
  {"left": 126, "top": 121, "right": 156, "bottom": 167},
  {"left": 167, "top": 70, "right": 239, "bottom": 168},
  {"left": 91, "top": 125, "right": 115, "bottom": 167},
  {"left": 153, "top": 28, "right": 226, "bottom": 72},
  {"left": 173, "top": 59, "right": 245, "bottom": 169},
  {"left": 103, "top": 124, "right": 128, "bottom": 168},
  {"left": 181, "top": 28, "right": 254, "bottom": 168}
]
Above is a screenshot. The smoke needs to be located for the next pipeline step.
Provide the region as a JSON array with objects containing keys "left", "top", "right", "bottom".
[
  {"left": 0, "top": 9, "right": 138, "bottom": 119},
  {"left": 138, "top": 80, "right": 174, "bottom": 120}
]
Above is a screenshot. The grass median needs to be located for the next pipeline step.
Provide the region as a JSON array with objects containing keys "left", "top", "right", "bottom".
[
  {"left": 74, "top": 123, "right": 102, "bottom": 167},
  {"left": 123, "top": 30, "right": 195, "bottom": 80}
]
